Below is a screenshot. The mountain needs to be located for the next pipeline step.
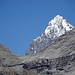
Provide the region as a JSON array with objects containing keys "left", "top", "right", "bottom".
[
  {"left": 0, "top": 28, "right": 75, "bottom": 75},
  {"left": 0, "top": 15, "right": 75, "bottom": 75},
  {"left": 26, "top": 15, "right": 74, "bottom": 55}
]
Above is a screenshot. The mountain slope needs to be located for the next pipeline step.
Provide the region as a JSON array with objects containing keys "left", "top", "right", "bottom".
[
  {"left": 22, "top": 28, "right": 75, "bottom": 75},
  {"left": 24, "top": 28, "right": 75, "bottom": 62},
  {"left": 0, "top": 28, "right": 75, "bottom": 75},
  {"left": 0, "top": 44, "right": 22, "bottom": 66},
  {"left": 26, "top": 15, "right": 74, "bottom": 55}
]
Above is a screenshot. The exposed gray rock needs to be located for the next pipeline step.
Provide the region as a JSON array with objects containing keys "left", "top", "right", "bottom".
[
  {"left": 0, "top": 44, "right": 23, "bottom": 66},
  {"left": 23, "top": 54, "right": 75, "bottom": 75}
]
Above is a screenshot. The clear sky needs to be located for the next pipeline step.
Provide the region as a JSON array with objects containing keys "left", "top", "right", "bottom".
[{"left": 0, "top": 0, "right": 75, "bottom": 55}]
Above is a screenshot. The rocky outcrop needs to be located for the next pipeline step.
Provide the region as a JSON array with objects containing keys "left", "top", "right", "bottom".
[{"left": 23, "top": 54, "right": 75, "bottom": 75}]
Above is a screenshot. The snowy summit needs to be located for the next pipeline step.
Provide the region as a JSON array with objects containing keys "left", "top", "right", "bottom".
[
  {"left": 45, "top": 15, "right": 74, "bottom": 38},
  {"left": 26, "top": 15, "right": 74, "bottom": 55}
]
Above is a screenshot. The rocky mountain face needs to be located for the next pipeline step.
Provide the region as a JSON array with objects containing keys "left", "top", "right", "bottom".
[
  {"left": 0, "top": 28, "right": 75, "bottom": 75},
  {"left": 26, "top": 15, "right": 74, "bottom": 55}
]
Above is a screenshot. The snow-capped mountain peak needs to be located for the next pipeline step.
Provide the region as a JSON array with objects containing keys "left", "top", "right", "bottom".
[
  {"left": 45, "top": 15, "right": 74, "bottom": 38},
  {"left": 26, "top": 15, "right": 74, "bottom": 55}
]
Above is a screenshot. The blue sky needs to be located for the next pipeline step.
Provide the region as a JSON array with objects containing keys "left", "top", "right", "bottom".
[{"left": 0, "top": 0, "right": 75, "bottom": 55}]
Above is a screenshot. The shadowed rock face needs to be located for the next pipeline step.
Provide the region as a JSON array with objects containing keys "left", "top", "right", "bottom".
[{"left": 0, "top": 28, "right": 75, "bottom": 75}]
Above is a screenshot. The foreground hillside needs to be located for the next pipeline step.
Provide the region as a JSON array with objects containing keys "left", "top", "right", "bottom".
[{"left": 0, "top": 28, "right": 75, "bottom": 75}]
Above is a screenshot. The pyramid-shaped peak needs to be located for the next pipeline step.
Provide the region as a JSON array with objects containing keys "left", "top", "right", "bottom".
[
  {"left": 46, "top": 15, "right": 74, "bottom": 37},
  {"left": 26, "top": 15, "right": 74, "bottom": 55},
  {"left": 48, "top": 15, "right": 71, "bottom": 26}
]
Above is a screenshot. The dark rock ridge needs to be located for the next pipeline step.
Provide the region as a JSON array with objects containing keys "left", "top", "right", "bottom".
[{"left": 0, "top": 28, "right": 75, "bottom": 75}]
